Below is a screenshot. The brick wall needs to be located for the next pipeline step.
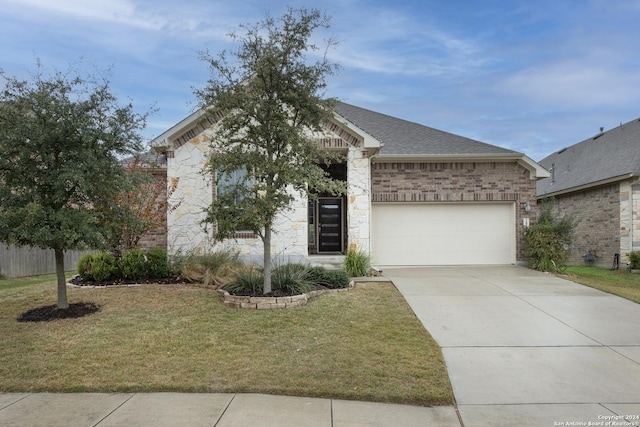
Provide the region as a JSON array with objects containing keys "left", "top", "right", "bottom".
[
  {"left": 371, "top": 161, "right": 537, "bottom": 261},
  {"left": 552, "top": 183, "right": 620, "bottom": 267},
  {"left": 137, "top": 170, "right": 168, "bottom": 252}
]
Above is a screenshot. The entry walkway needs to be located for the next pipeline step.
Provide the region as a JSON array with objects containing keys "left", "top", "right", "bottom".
[{"left": 385, "top": 266, "right": 640, "bottom": 426}]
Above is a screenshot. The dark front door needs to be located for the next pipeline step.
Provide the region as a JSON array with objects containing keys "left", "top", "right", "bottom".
[{"left": 318, "top": 198, "right": 343, "bottom": 253}]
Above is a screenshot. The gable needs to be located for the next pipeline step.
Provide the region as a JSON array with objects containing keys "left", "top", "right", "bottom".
[{"left": 151, "top": 109, "right": 374, "bottom": 155}]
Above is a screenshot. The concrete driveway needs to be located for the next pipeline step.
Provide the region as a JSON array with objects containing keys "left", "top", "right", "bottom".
[{"left": 384, "top": 266, "right": 640, "bottom": 427}]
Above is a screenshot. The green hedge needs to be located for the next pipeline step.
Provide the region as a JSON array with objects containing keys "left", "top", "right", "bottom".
[{"left": 77, "top": 249, "right": 169, "bottom": 282}]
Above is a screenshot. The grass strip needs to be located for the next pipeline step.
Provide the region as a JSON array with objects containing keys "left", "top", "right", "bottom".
[{"left": 562, "top": 265, "right": 640, "bottom": 304}]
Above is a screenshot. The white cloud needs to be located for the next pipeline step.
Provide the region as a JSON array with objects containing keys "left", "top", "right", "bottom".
[
  {"left": 1, "top": 0, "right": 166, "bottom": 30},
  {"left": 326, "top": 4, "right": 484, "bottom": 77}
]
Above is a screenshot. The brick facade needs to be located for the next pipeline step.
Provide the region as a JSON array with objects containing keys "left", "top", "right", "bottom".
[
  {"left": 371, "top": 161, "right": 538, "bottom": 261},
  {"left": 136, "top": 170, "right": 168, "bottom": 252},
  {"left": 552, "top": 184, "right": 620, "bottom": 267}
]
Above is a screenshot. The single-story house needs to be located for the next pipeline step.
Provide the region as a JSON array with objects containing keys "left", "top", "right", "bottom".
[
  {"left": 150, "top": 102, "right": 548, "bottom": 267},
  {"left": 537, "top": 117, "right": 640, "bottom": 267}
]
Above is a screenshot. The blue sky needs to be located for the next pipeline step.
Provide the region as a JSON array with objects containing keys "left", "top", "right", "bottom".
[{"left": 1, "top": 0, "right": 639, "bottom": 161}]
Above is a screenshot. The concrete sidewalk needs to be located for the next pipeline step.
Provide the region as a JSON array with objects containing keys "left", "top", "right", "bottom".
[
  {"left": 0, "top": 392, "right": 462, "bottom": 427},
  {"left": 385, "top": 266, "right": 640, "bottom": 427}
]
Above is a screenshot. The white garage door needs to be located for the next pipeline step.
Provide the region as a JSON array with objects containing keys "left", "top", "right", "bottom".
[{"left": 371, "top": 203, "right": 515, "bottom": 266}]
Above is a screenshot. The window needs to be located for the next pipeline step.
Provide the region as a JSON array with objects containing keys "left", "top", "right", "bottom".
[
  {"left": 215, "top": 167, "right": 255, "bottom": 236},
  {"left": 216, "top": 167, "right": 249, "bottom": 204}
]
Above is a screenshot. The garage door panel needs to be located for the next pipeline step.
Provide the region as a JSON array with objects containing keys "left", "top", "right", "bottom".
[{"left": 371, "top": 203, "right": 515, "bottom": 265}]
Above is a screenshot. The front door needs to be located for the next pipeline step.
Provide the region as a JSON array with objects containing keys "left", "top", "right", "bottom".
[{"left": 317, "top": 198, "right": 343, "bottom": 253}]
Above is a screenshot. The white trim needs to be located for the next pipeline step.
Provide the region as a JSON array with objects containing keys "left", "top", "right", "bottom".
[
  {"left": 150, "top": 110, "right": 206, "bottom": 148},
  {"left": 332, "top": 112, "right": 383, "bottom": 149}
]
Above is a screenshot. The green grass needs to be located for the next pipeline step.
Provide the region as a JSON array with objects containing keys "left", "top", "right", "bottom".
[
  {"left": 561, "top": 266, "right": 640, "bottom": 304},
  {"left": 0, "top": 277, "right": 453, "bottom": 406}
]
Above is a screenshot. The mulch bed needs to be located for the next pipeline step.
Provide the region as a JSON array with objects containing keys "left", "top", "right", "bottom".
[
  {"left": 68, "top": 275, "right": 188, "bottom": 287},
  {"left": 17, "top": 302, "right": 101, "bottom": 322},
  {"left": 228, "top": 285, "right": 327, "bottom": 298},
  {"left": 17, "top": 276, "right": 189, "bottom": 322}
]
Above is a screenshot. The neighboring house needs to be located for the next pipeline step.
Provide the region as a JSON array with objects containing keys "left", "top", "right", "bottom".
[
  {"left": 151, "top": 102, "right": 548, "bottom": 267},
  {"left": 537, "top": 117, "right": 640, "bottom": 267}
]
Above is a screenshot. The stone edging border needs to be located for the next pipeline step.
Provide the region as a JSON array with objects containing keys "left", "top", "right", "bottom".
[{"left": 218, "top": 281, "right": 355, "bottom": 310}]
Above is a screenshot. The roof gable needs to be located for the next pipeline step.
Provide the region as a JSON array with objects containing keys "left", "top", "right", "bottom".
[{"left": 537, "top": 117, "right": 640, "bottom": 197}]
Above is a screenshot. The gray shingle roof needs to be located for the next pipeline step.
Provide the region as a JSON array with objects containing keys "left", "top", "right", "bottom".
[
  {"left": 334, "top": 102, "right": 518, "bottom": 156},
  {"left": 537, "top": 117, "right": 640, "bottom": 197}
]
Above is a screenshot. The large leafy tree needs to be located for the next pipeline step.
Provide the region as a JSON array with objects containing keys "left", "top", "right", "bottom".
[
  {"left": 195, "top": 8, "right": 345, "bottom": 294},
  {"left": 0, "top": 63, "right": 148, "bottom": 309}
]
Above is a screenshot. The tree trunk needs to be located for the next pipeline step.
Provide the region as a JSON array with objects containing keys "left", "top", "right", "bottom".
[
  {"left": 263, "top": 224, "right": 272, "bottom": 295},
  {"left": 54, "top": 248, "right": 69, "bottom": 309}
]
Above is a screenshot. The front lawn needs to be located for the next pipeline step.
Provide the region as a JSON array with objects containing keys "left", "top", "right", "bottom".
[
  {"left": 0, "top": 276, "right": 453, "bottom": 406},
  {"left": 561, "top": 266, "right": 640, "bottom": 304}
]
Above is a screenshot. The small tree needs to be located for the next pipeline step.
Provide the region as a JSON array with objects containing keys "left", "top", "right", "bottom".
[
  {"left": 0, "top": 62, "right": 148, "bottom": 309},
  {"left": 97, "top": 156, "right": 168, "bottom": 257},
  {"left": 195, "top": 8, "right": 345, "bottom": 294},
  {"left": 523, "top": 199, "right": 576, "bottom": 272}
]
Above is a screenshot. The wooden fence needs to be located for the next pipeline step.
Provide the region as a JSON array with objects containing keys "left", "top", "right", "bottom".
[{"left": 0, "top": 244, "right": 92, "bottom": 278}]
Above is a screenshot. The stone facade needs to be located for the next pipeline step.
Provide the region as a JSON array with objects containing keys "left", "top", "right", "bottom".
[
  {"left": 167, "top": 134, "right": 214, "bottom": 255},
  {"left": 551, "top": 184, "right": 620, "bottom": 267},
  {"left": 619, "top": 181, "right": 640, "bottom": 262},
  {"left": 163, "top": 123, "right": 373, "bottom": 263},
  {"left": 370, "top": 161, "right": 538, "bottom": 261},
  {"left": 346, "top": 148, "right": 372, "bottom": 252}
]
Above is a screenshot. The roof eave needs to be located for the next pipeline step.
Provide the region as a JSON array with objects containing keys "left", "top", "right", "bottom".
[
  {"left": 150, "top": 110, "right": 206, "bottom": 148},
  {"left": 332, "top": 112, "right": 382, "bottom": 149},
  {"left": 537, "top": 173, "right": 639, "bottom": 198}
]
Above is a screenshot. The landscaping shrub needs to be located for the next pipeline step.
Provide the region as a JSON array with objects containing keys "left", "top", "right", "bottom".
[
  {"left": 523, "top": 200, "right": 576, "bottom": 272},
  {"left": 223, "top": 264, "right": 264, "bottom": 294},
  {"left": 177, "top": 249, "right": 242, "bottom": 287},
  {"left": 307, "top": 266, "right": 350, "bottom": 289},
  {"left": 77, "top": 252, "right": 119, "bottom": 282},
  {"left": 120, "top": 248, "right": 146, "bottom": 280},
  {"left": 77, "top": 253, "right": 95, "bottom": 280},
  {"left": 629, "top": 251, "right": 640, "bottom": 270},
  {"left": 146, "top": 248, "right": 169, "bottom": 279},
  {"left": 344, "top": 248, "right": 371, "bottom": 277},
  {"left": 272, "top": 263, "right": 314, "bottom": 295},
  {"left": 323, "top": 269, "right": 350, "bottom": 288}
]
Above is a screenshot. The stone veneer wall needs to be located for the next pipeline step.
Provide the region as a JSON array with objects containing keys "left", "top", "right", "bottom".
[
  {"left": 347, "top": 148, "right": 372, "bottom": 253},
  {"left": 167, "top": 136, "right": 214, "bottom": 254},
  {"left": 370, "top": 161, "right": 537, "bottom": 261},
  {"left": 616, "top": 180, "right": 640, "bottom": 265},
  {"left": 165, "top": 133, "right": 371, "bottom": 263},
  {"left": 552, "top": 183, "right": 620, "bottom": 267}
]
